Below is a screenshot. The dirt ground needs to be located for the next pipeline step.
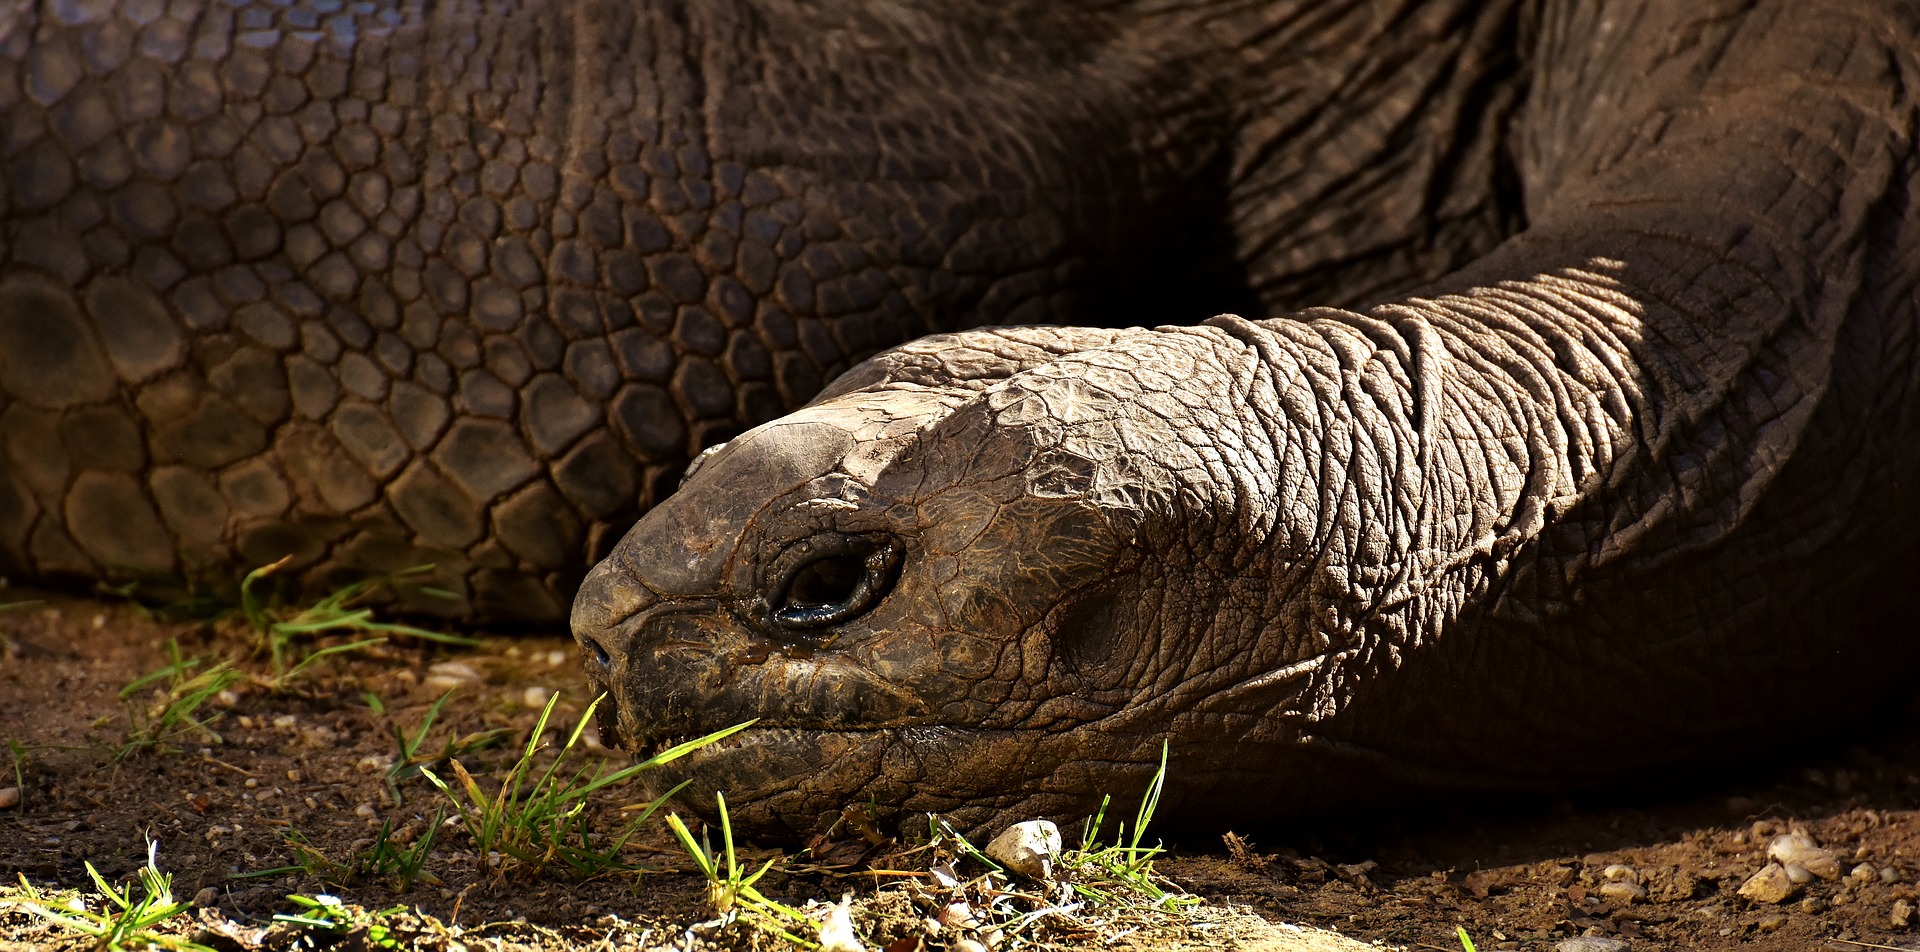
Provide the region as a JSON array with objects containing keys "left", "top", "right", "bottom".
[{"left": 4, "top": 586, "right": 1920, "bottom": 952}]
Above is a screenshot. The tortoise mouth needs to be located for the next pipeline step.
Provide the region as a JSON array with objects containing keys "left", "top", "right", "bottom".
[
  {"left": 621, "top": 720, "right": 1147, "bottom": 841},
  {"left": 625, "top": 721, "right": 892, "bottom": 765},
  {"left": 625, "top": 723, "right": 917, "bottom": 838}
]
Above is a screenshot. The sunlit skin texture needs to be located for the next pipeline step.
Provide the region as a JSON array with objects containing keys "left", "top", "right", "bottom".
[{"left": 573, "top": 0, "right": 1920, "bottom": 839}]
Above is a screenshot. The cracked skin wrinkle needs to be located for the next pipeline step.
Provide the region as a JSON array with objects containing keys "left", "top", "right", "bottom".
[{"left": 6, "top": 0, "right": 1920, "bottom": 835}]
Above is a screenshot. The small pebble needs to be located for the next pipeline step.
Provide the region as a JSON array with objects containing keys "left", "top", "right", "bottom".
[
  {"left": 1757, "top": 915, "right": 1786, "bottom": 933},
  {"left": 1739, "top": 863, "right": 1802, "bottom": 904},
  {"left": 1555, "top": 937, "right": 1629, "bottom": 952},
  {"left": 1893, "top": 898, "right": 1914, "bottom": 928},
  {"left": 1600, "top": 864, "right": 1639, "bottom": 883},
  {"left": 354, "top": 803, "right": 376, "bottom": 817},
  {"left": 1851, "top": 863, "right": 1879, "bottom": 884},
  {"left": 984, "top": 820, "right": 1062, "bottom": 880},
  {"left": 0, "top": 787, "right": 20, "bottom": 809},
  {"left": 299, "top": 725, "right": 339, "bottom": 747},
  {"left": 193, "top": 887, "right": 219, "bottom": 908},
  {"left": 425, "top": 661, "right": 483, "bottom": 691},
  {"left": 952, "top": 941, "right": 987, "bottom": 952},
  {"left": 523, "top": 686, "right": 552, "bottom": 709},
  {"left": 1596, "top": 881, "right": 1646, "bottom": 904},
  {"left": 1884, "top": 866, "right": 1902, "bottom": 883}
]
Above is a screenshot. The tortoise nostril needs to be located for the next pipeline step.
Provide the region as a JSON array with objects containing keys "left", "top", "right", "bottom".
[{"left": 582, "top": 636, "right": 612, "bottom": 669}]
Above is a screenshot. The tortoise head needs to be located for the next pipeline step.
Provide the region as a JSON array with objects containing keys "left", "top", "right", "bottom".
[
  {"left": 569, "top": 325, "right": 1408, "bottom": 839},
  {"left": 569, "top": 329, "right": 1230, "bottom": 838}
]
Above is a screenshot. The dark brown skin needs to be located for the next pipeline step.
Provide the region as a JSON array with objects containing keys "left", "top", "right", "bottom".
[
  {"left": 4, "top": 0, "right": 1332, "bottom": 618},
  {"left": 573, "top": 0, "right": 1920, "bottom": 839}
]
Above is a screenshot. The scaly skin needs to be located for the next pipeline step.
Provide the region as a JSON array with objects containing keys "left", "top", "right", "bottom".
[
  {"left": 16, "top": 0, "right": 1536, "bottom": 618},
  {"left": 575, "top": 0, "right": 1920, "bottom": 838}
]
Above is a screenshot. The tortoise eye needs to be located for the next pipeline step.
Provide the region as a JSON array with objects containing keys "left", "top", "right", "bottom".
[{"left": 768, "top": 534, "right": 902, "bottom": 631}]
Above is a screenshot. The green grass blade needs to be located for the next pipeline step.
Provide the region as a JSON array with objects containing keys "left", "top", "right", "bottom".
[
  {"left": 276, "top": 637, "right": 386, "bottom": 685},
  {"left": 239, "top": 556, "right": 293, "bottom": 633},
  {"left": 665, "top": 813, "right": 717, "bottom": 879},
  {"left": 718, "top": 790, "right": 739, "bottom": 881},
  {"left": 616, "top": 719, "right": 757, "bottom": 778}
]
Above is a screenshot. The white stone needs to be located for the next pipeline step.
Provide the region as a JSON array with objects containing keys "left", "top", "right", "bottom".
[
  {"left": 424, "top": 661, "right": 483, "bottom": 691},
  {"left": 984, "top": 819, "right": 1062, "bottom": 880},
  {"left": 1768, "top": 831, "right": 1841, "bottom": 880},
  {"left": 1600, "top": 864, "right": 1638, "bottom": 883}
]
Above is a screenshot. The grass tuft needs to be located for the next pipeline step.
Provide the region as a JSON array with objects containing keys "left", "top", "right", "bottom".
[
  {"left": 1062, "top": 741, "right": 1196, "bottom": 911},
  {"left": 253, "top": 808, "right": 446, "bottom": 892},
  {"left": 423, "top": 692, "right": 752, "bottom": 879},
  {"left": 10, "top": 840, "right": 210, "bottom": 951},
  {"left": 367, "top": 689, "right": 510, "bottom": 805},
  {"left": 241, "top": 558, "right": 477, "bottom": 688},
  {"left": 273, "top": 894, "right": 409, "bottom": 949},
  {"left": 114, "top": 640, "right": 243, "bottom": 761},
  {"left": 666, "top": 792, "right": 818, "bottom": 947},
  {"left": 885, "top": 743, "right": 1198, "bottom": 950}
]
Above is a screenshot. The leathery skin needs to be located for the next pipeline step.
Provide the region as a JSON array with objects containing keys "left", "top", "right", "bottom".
[{"left": 573, "top": 0, "right": 1920, "bottom": 837}]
